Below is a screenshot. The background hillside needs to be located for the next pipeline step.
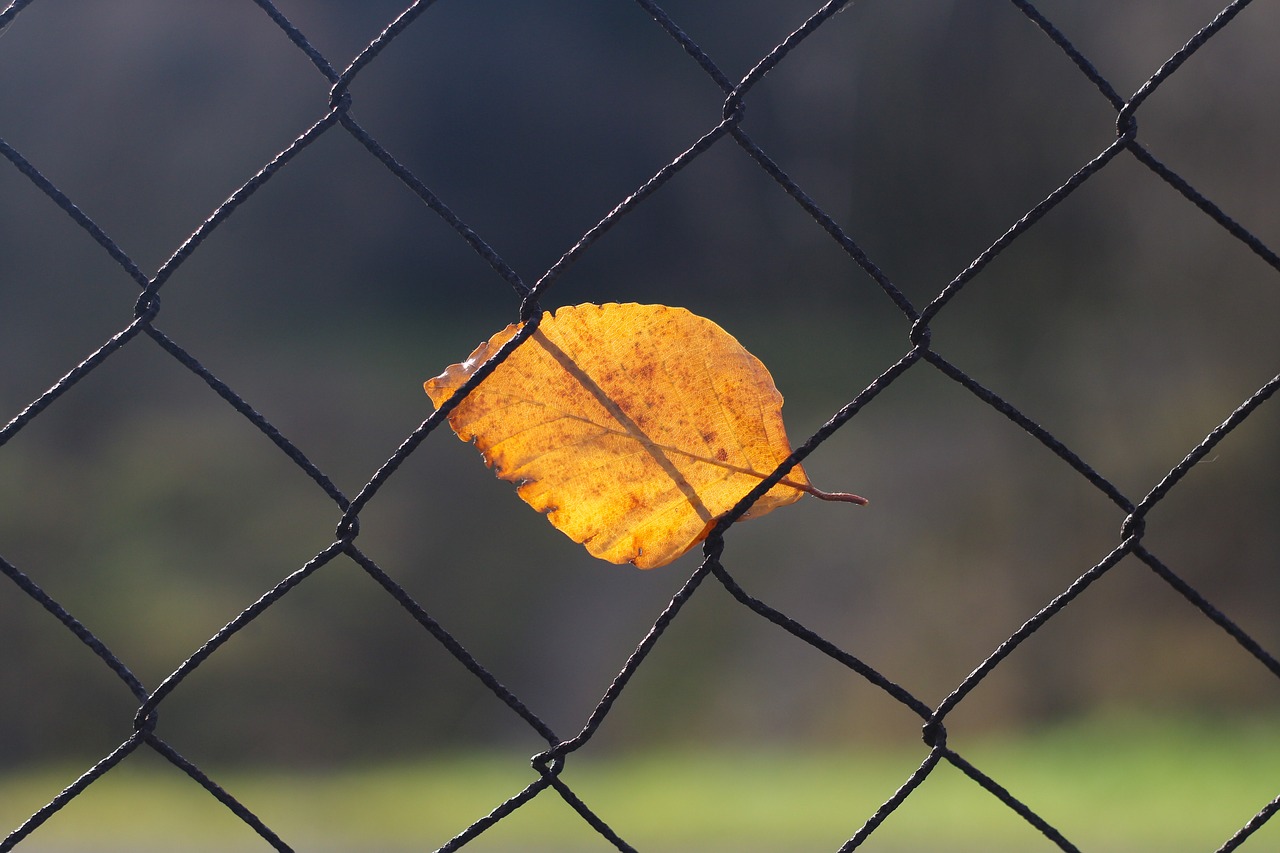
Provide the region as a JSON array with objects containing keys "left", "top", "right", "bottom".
[{"left": 1, "top": 0, "right": 1277, "bottom": 774}]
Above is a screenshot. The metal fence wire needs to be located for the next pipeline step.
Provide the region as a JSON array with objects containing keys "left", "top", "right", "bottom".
[{"left": 2, "top": 0, "right": 1279, "bottom": 850}]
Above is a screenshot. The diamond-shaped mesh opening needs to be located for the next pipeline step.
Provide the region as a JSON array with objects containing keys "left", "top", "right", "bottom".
[{"left": 2, "top": 1, "right": 1278, "bottom": 851}]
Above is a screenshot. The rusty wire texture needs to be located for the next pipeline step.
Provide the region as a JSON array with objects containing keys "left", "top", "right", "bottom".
[{"left": 2, "top": 1, "right": 1279, "bottom": 851}]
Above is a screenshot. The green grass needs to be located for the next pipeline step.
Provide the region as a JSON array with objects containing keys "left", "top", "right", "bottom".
[{"left": 3, "top": 714, "right": 1278, "bottom": 852}]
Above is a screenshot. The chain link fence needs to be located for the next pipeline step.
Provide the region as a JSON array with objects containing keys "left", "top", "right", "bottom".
[{"left": 2, "top": 0, "right": 1278, "bottom": 850}]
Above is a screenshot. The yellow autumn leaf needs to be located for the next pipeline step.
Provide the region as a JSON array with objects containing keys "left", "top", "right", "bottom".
[{"left": 424, "top": 302, "right": 863, "bottom": 568}]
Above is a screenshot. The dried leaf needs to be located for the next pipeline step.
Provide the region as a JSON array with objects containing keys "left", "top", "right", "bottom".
[{"left": 425, "top": 303, "right": 863, "bottom": 568}]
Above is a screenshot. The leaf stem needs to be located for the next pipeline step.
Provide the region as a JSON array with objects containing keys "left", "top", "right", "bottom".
[{"left": 783, "top": 479, "right": 869, "bottom": 505}]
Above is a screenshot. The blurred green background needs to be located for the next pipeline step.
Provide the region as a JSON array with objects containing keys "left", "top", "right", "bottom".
[{"left": 1, "top": 0, "right": 1278, "bottom": 848}]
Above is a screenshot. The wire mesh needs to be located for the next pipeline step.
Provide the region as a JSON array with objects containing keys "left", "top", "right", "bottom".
[{"left": 2, "top": 1, "right": 1278, "bottom": 850}]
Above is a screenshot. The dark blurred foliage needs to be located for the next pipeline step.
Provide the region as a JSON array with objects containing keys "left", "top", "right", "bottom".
[{"left": 0, "top": 1, "right": 1277, "bottom": 769}]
